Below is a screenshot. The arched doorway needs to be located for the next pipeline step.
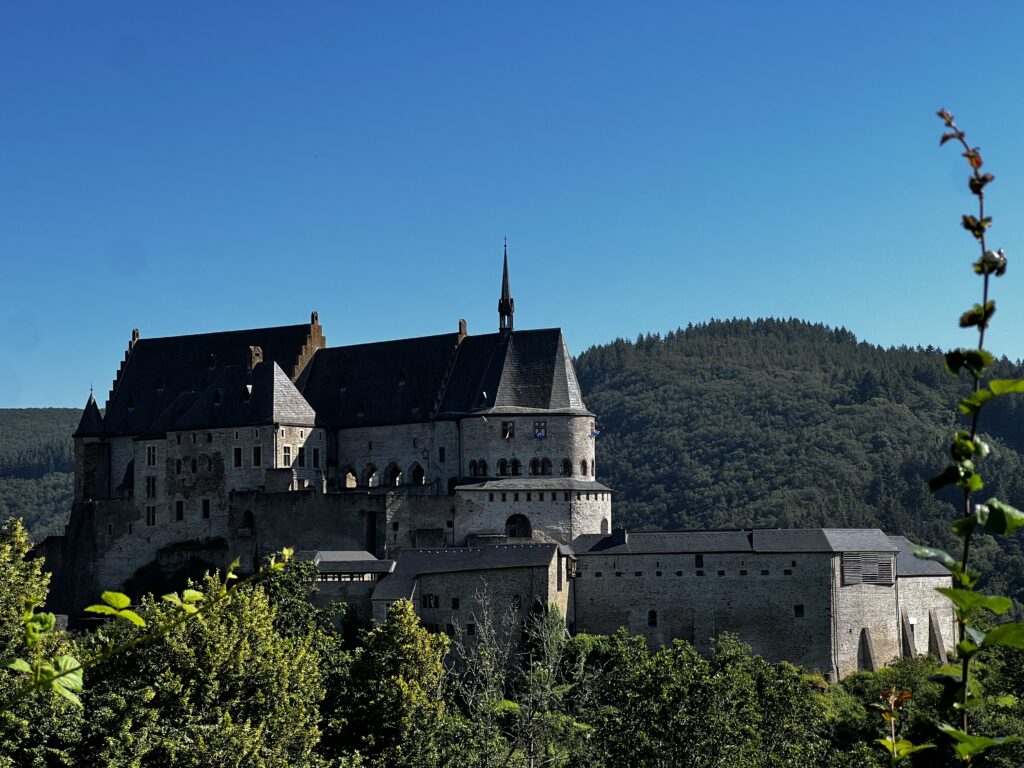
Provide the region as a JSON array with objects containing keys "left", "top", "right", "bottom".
[{"left": 505, "top": 514, "right": 532, "bottom": 539}]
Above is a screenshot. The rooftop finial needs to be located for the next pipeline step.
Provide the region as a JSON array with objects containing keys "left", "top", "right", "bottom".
[{"left": 498, "top": 237, "right": 514, "bottom": 333}]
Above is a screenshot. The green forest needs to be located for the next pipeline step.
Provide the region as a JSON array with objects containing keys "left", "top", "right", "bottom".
[{"left": 2, "top": 519, "right": 1023, "bottom": 768}]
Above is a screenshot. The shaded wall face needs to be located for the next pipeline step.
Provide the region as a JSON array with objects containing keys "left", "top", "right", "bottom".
[
  {"left": 573, "top": 551, "right": 837, "bottom": 676},
  {"left": 460, "top": 415, "right": 596, "bottom": 479}
]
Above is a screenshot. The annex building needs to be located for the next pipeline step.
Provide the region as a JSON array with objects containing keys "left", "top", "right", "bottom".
[{"left": 43, "top": 253, "right": 953, "bottom": 680}]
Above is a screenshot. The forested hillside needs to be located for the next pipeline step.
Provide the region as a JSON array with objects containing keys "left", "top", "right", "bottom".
[
  {"left": 575, "top": 318, "right": 1024, "bottom": 600},
  {"left": 0, "top": 408, "right": 78, "bottom": 539}
]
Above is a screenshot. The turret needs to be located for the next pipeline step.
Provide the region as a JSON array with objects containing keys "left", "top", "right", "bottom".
[{"left": 73, "top": 391, "right": 109, "bottom": 502}]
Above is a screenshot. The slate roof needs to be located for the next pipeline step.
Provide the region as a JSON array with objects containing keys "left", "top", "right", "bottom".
[
  {"left": 437, "top": 329, "right": 590, "bottom": 416},
  {"left": 373, "top": 544, "right": 559, "bottom": 601},
  {"left": 73, "top": 393, "right": 104, "bottom": 438},
  {"left": 572, "top": 528, "right": 898, "bottom": 556},
  {"left": 103, "top": 323, "right": 315, "bottom": 437},
  {"left": 299, "top": 333, "right": 460, "bottom": 428},
  {"left": 889, "top": 535, "right": 950, "bottom": 577},
  {"left": 456, "top": 479, "right": 611, "bottom": 492}
]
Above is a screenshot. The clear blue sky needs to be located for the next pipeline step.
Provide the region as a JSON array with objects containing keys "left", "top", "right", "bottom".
[{"left": 3, "top": 2, "right": 1024, "bottom": 407}]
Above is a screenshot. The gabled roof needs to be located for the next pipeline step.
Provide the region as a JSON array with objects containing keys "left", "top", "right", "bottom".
[
  {"left": 144, "top": 361, "right": 315, "bottom": 435},
  {"left": 437, "top": 329, "right": 590, "bottom": 416},
  {"left": 73, "top": 393, "right": 104, "bottom": 438},
  {"left": 103, "top": 322, "right": 317, "bottom": 436},
  {"left": 572, "top": 528, "right": 899, "bottom": 556},
  {"left": 299, "top": 332, "right": 460, "bottom": 428},
  {"left": 373, "top": 544, "right": 558, "bottom": 601},
  {"left": 889, "top": 535, "right": 950, "bottom": 577}
]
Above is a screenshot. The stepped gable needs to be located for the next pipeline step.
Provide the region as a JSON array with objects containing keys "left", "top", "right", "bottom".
[
  {"left": 145, "top": 361, "right": 315, "bottom": 435},
  {"left": 299, "top": 332, "right": 461, "bottom": 428},
  {"left": 437, "top": 329, "right": 591, "bottom": 415},
  {"left": 102, "top": 322, "right": 315, "bottom": 437},
  {"left": 73, "top": 392, "right": 104, "bottom": 438},
  {"left": 373, "top": 544, "right": 559, "bottom": 601}
]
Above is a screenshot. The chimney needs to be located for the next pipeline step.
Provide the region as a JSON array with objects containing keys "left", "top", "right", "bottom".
[
  {"left": 611, "top": 528, "right": 628, "bottom": 546},
  {"left": 458, "top": 319, "right": 467, "bottom": 343}
]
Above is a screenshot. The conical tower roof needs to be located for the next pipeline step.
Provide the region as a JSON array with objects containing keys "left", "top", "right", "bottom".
[{"left": 73, "top": 392, "right": 104, "bottom": 438}]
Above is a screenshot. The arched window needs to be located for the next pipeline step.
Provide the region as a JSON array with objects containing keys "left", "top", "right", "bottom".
[
  {"left": 242, "top": 509, "right": 254, "bottom": 529},
  {"left": 529, "top": 458, "right": 541, "bottom": 476},
  {"left": 561, "top": 459, "right": 572, "bottom": 476},
  {"left": 385, "top": 463, "right": 402, "bottom": 486},
  {"left": 469, "top": 460, "right": 478, "bottom": 478},
  {"left": 541, "top": 458, "right": 552, "bottom": 476},
  {"left": 342, "top": 466, "right": 358, "bottom": 488},
  {"left": 478, "top": 460, "right": 488, "bottom": 477},
  {"left": 505, "top": 514, "right": 532, "bottom": 539},
  {"left": 601, "top": 518, "right": 609, "bottom": 534},
  {"left": 648, "top": 609, "right": 658, "bottom": 628},
  {"left": 409, "top": 462, "right": 426, "bottom": 485},
  {"left": 511, "top": 459, "right": 522, "bottom": 476},
  {"left": 364, "top": 464, "right": 379, "bottom": 487},
  {"left": 590, "top": 460, "right": 595, "bottom": 477},
  {"left": 498, "top": 459, "right": 510, "bottom": 476},
  {"left": 580, "top": 460, "right": 588, "bottom": 476}
]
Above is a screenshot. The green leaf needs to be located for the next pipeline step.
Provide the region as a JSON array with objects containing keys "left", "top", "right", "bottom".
[
  {"left": 951, "top": 516, "right": 977, "bottom": 539},
  {"left": 101, "top": 591, "right": 131, "bottom": 610},
  {"left": 938, "top": 723, "right": 1020, "bottom": 759},
  {"left": 84, "top": 604, "right": 118, "bottom": 616},
  {"left": 162, "top": 593, "right": 183, "bottom": 606},
  {"left": 914, "top": 546, "right": 957, "bottom": 569},
  {"left": 977, "top": 499, "right": 1024, "bottom": 536},
  {"left": 182, "top": 589, "right": 204, "bottom": 603},
  {"left": 929, "top": 466, "right": 960, "bottom": 492},
  {"left": 982, "top": 622, "right": 1024, "bottom": 649},
  {"left": 937, "top": 588, "right": 1012, "bottom": 616},
  {"left": 944, "top": 349, "right": 994, "bottom": 378},
  {"left": 959, "top": 388, "right": 996, "bottom": 416},
  {"left": 2, "top": 657, "right": 32, "bottom": 673},
  {"left": 959, "top": 301, "right": 996, "bottom": 328},
  {"left": 989, "top": 378, "right": 1024, "bottom": 396},
  {"left": 115, "top": 609, "right": 146, "bottom": 628}
]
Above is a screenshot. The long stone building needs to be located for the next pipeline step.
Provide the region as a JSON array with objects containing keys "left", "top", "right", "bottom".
[{"left": 43, "top": 251, "right": 953, "bottom": 680}]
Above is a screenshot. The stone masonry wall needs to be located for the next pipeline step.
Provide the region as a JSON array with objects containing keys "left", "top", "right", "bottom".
[
  {"left": 456, "top": 489, "right": 610, "bottom": 544},
  {"left": 573, "top": 551, "right": 837, "bottom": 676},
  {"left": 898, "top": 575, "right": 956, "bottom": 657},
  {"left": 460, "top": 414, "right": 596, "bottom": 479},
  {"left": 336, "top": 422, "right": 460, "bottom": 492},
  {"left": 832, "top": 555, "right": 900, "bottom": 678}
]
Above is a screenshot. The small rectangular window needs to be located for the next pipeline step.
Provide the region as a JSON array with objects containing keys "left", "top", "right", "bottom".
[
  {"left": 233, "top": 447, "right": 242, "bottom": 468},
  {"left": 313, "top": 448, "right": 320, "bottom": 468},
  {"left": 595, "top": 572, "right": 603, "bottom": 578},
  {"left": 146, "top": 445, "right": 156, "bottom": 467},
  {"left": 761, "top": 569, "right": 770, "bottom": 576},
  {"left": 175, "top": 500, "right": 184, "bottom": 521},
  {"left": 533, "top": 420, "right": 546, "bottom": 439},
  {"left": 564, "top": 492, "right": 570, "bottom": 501},
  {"left": 717, "top": 570, "right": 725, "bottom": 577},
  {"left": 794, "top": 604, "right": 805, "bottom": 618},
  {"left": 501, "top": 493, "right": 507, "bottom": 502},
  {"left": 740, "top": 569, "right": 748, "bottom": 576},
  {"left": 695, "top": 554, "right": 704, "bottom": 568},
  {"left": 252, "top": 446, "right": 262, "bottom": 467},
  {"left": 146, "top": 506, "right": 156, "bottom": 526},
  {"left": 489, "top": 493, "right": 494, "bottom": 502},
  {"left": 501, "top": 421, "right": 515, "bottom": 440},
  {"left": 297, "top": 447, "right": 306, "bottom": 468},
  {"left": 107, "top": 523, "right": 113, "bottom": 535},
  {"left": 176, "top": 434, "right": 181, "bottom": 444},
  {"left": 439, "top": 446, "right": 446, "bottom": 462},
  {"left": 656, "top": 570, "right": 662, "bottom": 576},
  {"left": 192, "top": 433, "right": 197, "bottom": 444},
  {"left": 675, "top": 571, "right": 683, "bottom": 576},
  {"left": 784, "top": 569, "right": 793, "bottom": 576},
  {"left": 615, "top": 571, "right": 623, "bottom": 577},
  {"left": 513, "top": 492, "right": 519, "bottom": 502},
  {"left": 254, "top": 429, "right": 259, "bottom": 438},
  {"left": 206, "top": 433, "right": 212, "bottom": 443},
  {"left": 634, "top": 571, "right": 642, "bottom": 577},
  {"left": 539, "top": 492, "right": 544, "bottom": 501},
  {"left": 127, "top": 522, "right": 134, "bottom": 534},
  {"left": 176, "top": 459, "right": 182, "bottom": 475},
  {"left": 526, "top": 492, "right": 532, "bottom": 501},
  {"left": 466, "top": 623, "right": 476, "bottom": 636},
  {"left": 283, "top": 446, "right": 292, "bottom": 466},
  {"left": 202, "top": 499, "right": 210, "bottom": 519},
  {"left": 696, "top": 570, "right": 704, "bottom": 577},
  {"left": 392, "top": 521, "right": 399, "bottom": 531},
  {"left": 145, "top": 476, "right": 157, "bottom": 498},
  {"left": 451, "top": 597, "right": 460, "bottom": 610}
]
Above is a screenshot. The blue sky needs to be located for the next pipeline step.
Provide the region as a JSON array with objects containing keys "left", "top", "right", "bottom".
[{"left": 3, "top": 2, "right": 1024, "bottom": 407}]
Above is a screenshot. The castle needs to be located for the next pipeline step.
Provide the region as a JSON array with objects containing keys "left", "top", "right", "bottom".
[{"left": 44, "top": 252, "right": 953, "bottom": 680}]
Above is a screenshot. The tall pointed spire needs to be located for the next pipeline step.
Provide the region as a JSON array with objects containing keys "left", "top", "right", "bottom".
[
  {"left": 73, "top": 390, "right": 104, "bottom": 438},
  {"left": 498, "top": 237, "right": 515, "bottom": 333}
]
